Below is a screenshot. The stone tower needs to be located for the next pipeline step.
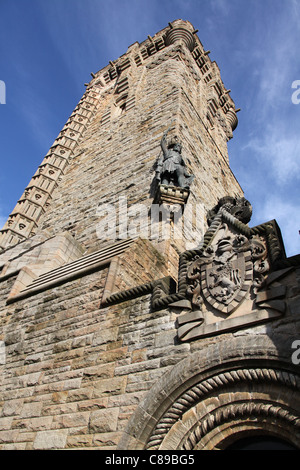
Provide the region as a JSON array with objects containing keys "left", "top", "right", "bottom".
[{"left": 0, "top": 20, "right": 299, "bottom": 451}]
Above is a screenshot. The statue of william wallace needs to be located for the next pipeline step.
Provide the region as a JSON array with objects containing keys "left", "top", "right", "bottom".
[{"left": 155, "top": 127, "right": 194, "bottom": 189}]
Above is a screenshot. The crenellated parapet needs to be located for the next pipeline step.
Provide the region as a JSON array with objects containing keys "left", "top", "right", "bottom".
[
  {"left": 0, "top": 20, "right": 298, "bottom": 453},
  {"left": 0, "top": 19, "right": 239, "bottom": 252},
  {"left": 86, "top": 19, "right": 239, "bottom": 136}
]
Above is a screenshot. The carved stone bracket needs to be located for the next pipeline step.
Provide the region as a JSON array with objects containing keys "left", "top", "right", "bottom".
[{"left": 153, "top": 184, "right": 190, "bottom": 208}]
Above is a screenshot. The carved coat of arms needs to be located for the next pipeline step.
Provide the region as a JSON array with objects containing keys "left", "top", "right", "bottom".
[
  {"left": 187, "top": 225, "right": 268, "bottom": 314},
  {"left": 199, "top": 231, "right": 253, "bottom": 314},
  {"left": 173, "top": 197, "right": 291, "bottom": 342},
  {"left": 186, "top": 227, "right": 264, "bottom": 316}
]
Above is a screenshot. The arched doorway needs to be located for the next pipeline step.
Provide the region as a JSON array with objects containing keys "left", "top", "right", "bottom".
[{"left": 118, "top": 338, "right": 300, "bottom": 450}]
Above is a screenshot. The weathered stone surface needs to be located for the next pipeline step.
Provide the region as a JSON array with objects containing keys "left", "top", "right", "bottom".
[
  {"left": 0, "top": 19, "right": 298, "bottom": 451},
  {"left": 33, "top": 430, "right": 69, "bottom": 450},
  {"left": 89, "top": 408, "right": 119, "bottom": 433}
]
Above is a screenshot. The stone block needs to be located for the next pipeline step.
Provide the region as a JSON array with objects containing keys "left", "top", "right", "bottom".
[
  {"left": 66, "top": 434, "right": 93, "bottom": 448},
  {"left": 1, "top": 399, "right": 24, "bottom": 417},
  {"left": 20, "top": 402, "right": 43, "bottom": 418},
  {"left": 89, "top": 407, "right": 119, "bottom": 433},
  {"left": 93, "top": 327, "right": 119, "bottom": 346},
  {"left": 33, "top": 430, "right": 69, "bottom": 450},
  {"left": 93, "top": 431, "right": 122, "bottom": 448},
  {"left": 52, "top": 411, "right": 90, "bottom": 429},
  {"left": 93, "top": 377, "right": 127, "bottom": 397}
]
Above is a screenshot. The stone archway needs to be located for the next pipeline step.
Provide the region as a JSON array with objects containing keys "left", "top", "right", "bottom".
[{"left": 118, "top": 336, "right": 300, "bottom": 450}]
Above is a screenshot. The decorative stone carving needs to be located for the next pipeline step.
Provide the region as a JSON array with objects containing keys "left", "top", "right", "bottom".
[
  {"left": 207, "top": 196, "right": 252, "bottom": 225},
  {"left": 186, "top": 228, "right": 254, "bottom": 315},
  {"left": 172, "top": 197, "right": 293, "bottom": 342},
  {"left": 225, "top": 107, "right": 238, "bottom": 131},
  {"left": 165, "top": 26, "right": 196, "bottom": 52},
  {"left": 146, "top": 365, "right": 300, "bottom": 450},
  {"left": 153, "top": 184, "right": 190, "bottom": 207},
  {"left": 155, "top": 127, "right": 194, "bottom": 189}
]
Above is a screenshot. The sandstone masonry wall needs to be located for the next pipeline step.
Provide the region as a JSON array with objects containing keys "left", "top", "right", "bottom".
[
  {"left": 0, "top": 259, "right": 299, "bottom": 449},
  {"left": 0, "top": 20, "right": 298, "bottom": 451}
]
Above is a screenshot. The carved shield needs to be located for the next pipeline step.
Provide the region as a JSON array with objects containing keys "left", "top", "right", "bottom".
[
  {"left": 200, "top": 250, "right": 253, "bottom": 315},
  {"left": 177, "top": 208, "right": 286, "bottom": 343}
]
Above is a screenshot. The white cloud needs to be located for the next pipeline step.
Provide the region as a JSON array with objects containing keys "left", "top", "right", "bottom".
[
  {"left": 246, "top": 130, "right": 300, "bottom": 185},
  {"left": 252, "top": 196, "right": 299, "bottom": 258},
  {"left": 240, "top": 2, "right": 300, "bottom": 118},
  {"left": 240, "top": 118, "right": 299, "bottom": 258},
  {"left": 266, "top": 137, "right": 300, "bottom": 184},
  {"left": 17, "top": 91, "right": 57, "bottom": 151},
  {"left": 257, "top": 47, "right": 294, "bottom": 110},
  {"left": 209, "top": 0, "right": 232, "bottom": 16},
  {"left": 234, "top": 4, "right": 300, "bottom": 255},
  {"left": 292, "top": 0, "right": 300, "bottom": 20}
]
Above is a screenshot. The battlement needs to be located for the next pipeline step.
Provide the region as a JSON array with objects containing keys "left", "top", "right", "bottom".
[{"left": 0, "top": 20, "right": 240, "bottom": 253}]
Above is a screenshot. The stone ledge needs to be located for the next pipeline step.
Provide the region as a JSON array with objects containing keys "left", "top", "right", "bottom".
[
  {"left": 177, "top": 308, "right": 283, "bottom": 342},
  {"left": 6, "top": 238, "right": 135, "bottom": 304}
]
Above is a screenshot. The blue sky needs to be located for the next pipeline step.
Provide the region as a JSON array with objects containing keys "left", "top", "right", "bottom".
[{"left": 0, "top": 0, "right": 299, "bottom": 257}]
